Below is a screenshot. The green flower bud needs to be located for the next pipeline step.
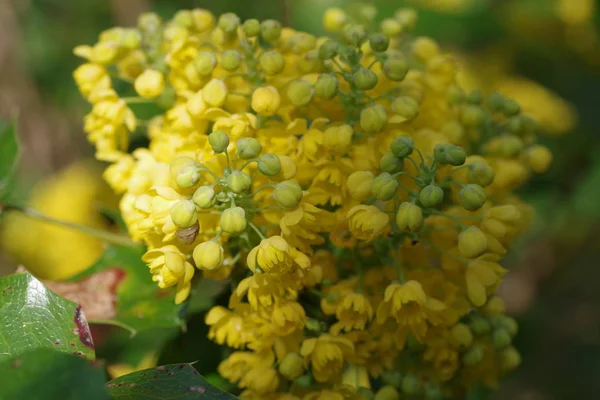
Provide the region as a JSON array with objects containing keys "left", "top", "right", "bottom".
[
  {"left": 424, "top": 384, "right": 443, "bottom": 400},
  {"left": 342, "top": 24, "right": 366, "bottom": 46},
  {"left": 173, "top": 10, "right": 193, "bottom": 28},
  {"left": 369, "top": 33, "right": 390, "bottom": 52},
  {"left": 194, "top": 52, "right": 217, "bottom": 76},
  {"left": 236, "top": 137, "right": 262, "bottom": 159},
  {"left": 469, "top": 316, "right": 491, "bottom": 335},
  {"left": 391, "top": 96, "right": 419, "bottom": 120},
  {"left": 220, "top": 206, "right": 247, "bottom": 234},
  {"left": 396, "top": 202, "right": 424, "bottom": 233},
  {"left": 193, "top": 186, "right": 216, "bottom": 209},
  {"left": 419, "top": 185, "right": 444, "bottom": 208},
  {"left": 259, "top": 50, "right": 285, "bottom": 75},
  {"left": 360, "top": 104, "right": 388, "bottom": 133},
  {"left": 486, "top": 92, "right": 505, "bottom": 113},
  {"left": 374, "top": 385, "right": 399, "bottom": 400},
  {"left": 468, "top": 160, "right": 495, "bottom": 187},
  {"left": 218, "top": 13, "right": 240, "bottom": 34},
  {"left": 497, "top": 135, "right": 524, "bottom": 157},
  {"left": 138, "top": 13, "right": 162, "bottom": 33},
  {"left": 401, "top": 374, "right": 421, "bottom": 395},
  {"left": 347, "top": 171, "right": 374, "bottom": 201},
  {"left": 493, "top": 328, "right": 512, "bottom": 349},
  {"left": 383, "top": 57, "right": 409, "bottom": 81},
  {"left": 492, "top": 315, "right": 518, "bottom": 336},
  {"left": 170, "top": 200, "right": 198, "bottom": 228},
  {"left": 458, "top": 226, "right": 488, "bottom": 258},
  {"left": 450, "top": 323, "right": 473, "bottom": 349},
  {"left": 287, "top": 80, "right": 314, "bottom": 106},
  {"left": 261, "top": 19, "right": 282, "bottom": 42},
  {"left": 170, "top": 156, "right": 197, "bottom": 181},
  {"left": 318, "top": 40, "right": 339, "bottom": 60},
  {"left": 459, "top": 184, "right": 486, "bottom": 211},
  {"left": 380, "top": 18, "right": 402, "bottom": 37},
  {"left": 447, "top": 85, "right": 465, "bottom": 105},
  {"left": 520, "top": 115, "right": 538, "bottom": 135},
  {"left": 353, "top": 67, "right": 378, "bottom": 90},
  {"left": 315, "top": 74, "right": 339, "bottom": 99},
  {"left": 243, "top": 19, "right": 261, "bottom": 37},
  {"left": 381, "top": 371, "right": 403, "bottom": 387},
  {"left": 371, "top": 172, "right": 398, "bottom": 201},
  {"left": 466, "top": 90, "right": 483, "bottom": 105},
  {"left": 294, "top": 374, "right": 313, "bottom": 388},
  {"left": 461, "top": 105, "right": 484, "bottom": 127},
  {"left": 176, "top": 164, "right": 201, "bottom": 188},
  {"left": 380, "top": 152, "right": 403, "bottom": 173},
  {"left": 391, "top": 135, "right": 414, "bottom": 158},
  {"left": 395, "top": 9, "right": 418, "bottom": 31},
  {"left": 298, "top": 50, "right": 322, "bottom": 74},
  {"left": 434, "top": 143, "right": 467, "bottom": 166},
  {"left": 226, "top": 171, "right": 252, "bottom": 194},
  {"left": 278, "top": 353, "right": 305, "bottom": 381},
  {"left": 503, "top": 98, "right": 521, "bottom": 116},
  {"left": 221, "top": 50, "right": 241, "bottom": 71},
  {"left": 208, "top": 130, "right": 230, "bottom": 153},
  {"left": 462, "top": 344, "right": 484, "bottom": 366},
  {"left": 257, "top": 154, "right": 281, "bottom": 176},
  {"left": 193, "top": 241, "right": 224, "bottom": 271},
  {"left": 274, "top": 180, "right": 303, "bottom": 209},
  {"left": 501, "top": 347, "right": 521, "bottom": 371}
]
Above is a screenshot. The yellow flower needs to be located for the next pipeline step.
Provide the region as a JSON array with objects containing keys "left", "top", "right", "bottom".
[
  {"left": 251, "top": 86, "right": 281, "bottom": 116},
  {"left": 134, "top": 69, "right": 165, "bottom": 98},
  {"left": 465, "top": 258, "right": 506, "bottom": 306},
  {"left": 269, "top": 301, "right": 306, "bottom": 336},
  {"left": 239, "top": 364, "right": 280, "bottom": 394},
  {"left": 206, "top": 306, "right": 250, "bottom": 348},
  {"left": 247, "top": 236, "right": 310, "bottom": 274},
  {"left": 193, "top": 241, "right": 224, "bottom": 271},
  {"left": 300, "top": 334, "right": 355, "bottom": 382},
  {"left": 346, "top": 205, "right": 389, "bottom": 241},
  {"left": 142, "top": 245, "right": 195, "bottom": 304},
  {"left": 202, "top": 78, "right": 228, "bottom": 107},
  {"left": 333, "top": 293, "right": 374, "bottom": 334}
]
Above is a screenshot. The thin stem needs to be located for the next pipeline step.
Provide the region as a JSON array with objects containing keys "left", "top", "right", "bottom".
[
  {"left": 428, "top": 209, "right": 468, "bottom": 230},
  {"left": 1, "top": 204, "right": 138, "bottom": 247},
  {"left": 248, "top": 222, "right": 266, "bottom": 240},
  {"left": 122, "top": 97, "right": 153, "bottom": 104}
]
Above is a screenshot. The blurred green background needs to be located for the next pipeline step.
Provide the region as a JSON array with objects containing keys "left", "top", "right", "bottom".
[{"left": 1, "top": 0, "right": 600, "bottom": 398}]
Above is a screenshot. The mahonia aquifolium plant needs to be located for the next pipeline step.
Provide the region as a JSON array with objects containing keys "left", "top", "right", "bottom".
[{"left": 73, "top": 4, "right": 554, "bottom": 399}]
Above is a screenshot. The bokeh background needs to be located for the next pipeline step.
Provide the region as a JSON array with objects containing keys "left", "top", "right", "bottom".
[{"left": 1, "top": 0, "right": 600, "bottom": 398}]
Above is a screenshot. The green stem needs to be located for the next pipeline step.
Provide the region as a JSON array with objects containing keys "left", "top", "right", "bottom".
[
  {"left": 248, "top": 222, "right": 266, "bottom": 240},
  {"left": 122, "top": 97, "right": 153, "bottom": 104}
]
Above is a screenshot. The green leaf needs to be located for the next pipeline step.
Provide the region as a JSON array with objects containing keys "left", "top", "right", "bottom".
[
  {"left": 0, "top": 273, "right": 95, "bottom": 362},
  {"left": 0, "top": 349, "right": 108, "bottom": 400},
  {"left": 0, "top": 118, "right": 20, "bottom": 196},
  {"left": 107, "top": 363, "right": 237, "bottom": 399},
  {"left": 74, "top": 246, "right": 185, "bottom": 335}
]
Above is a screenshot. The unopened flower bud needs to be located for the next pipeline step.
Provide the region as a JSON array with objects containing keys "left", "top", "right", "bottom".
[
  {"left": 468, "top": 159, "right": 495, "bottom": 187},
  {"left": 391, "top": 135, "right": 414, "bottom": 158},
  {"left": 450, "top": 323, "right": 473, "bottom": 349},
  {"left": 396, "top": 202, "right": 424, "bottom": 233},
  {"left": 424, "top": 384, "right": 443, "bottom": 400},
  {"left": 193, "top": 186, "right": 216, "bottom": 209},
  {"left": 202, "top": 78, "right": 228, "bottom": 107},
  {"left": 259, "top": 50, "right": 285, "bottom": 75},
  {"left": 170, "top": 156, "right": 197, "bottom": 181},
  {"left": 461, "top": 105, "right": 484, "bottom": 127},
  {"left": 287, "top": 80, "right": 314, "bottom": 106},
  {"left": 493, "top": 328, "right": 512, "bottom": 349},
  {"left": 434, "top": 143, "right": 466, "bottom": 166},
  {"left": 369, "top": 33, "right": 390, "bottom": 52},
  {"left": 371, "top": 172, "right": 398, "bottom": 201},
  {"left": 524, "top": 145, "right": 552, "bottom": 174},
  {"left": 458, "top": 226, "right": 488, "bottom": 258},
  {"left": 447, "top": 85, "right": 465, "bottom": 105},
  {"left": 176, "top": 164, "right": 201, "bottom": 188},
  {"left": 298, "top": 50, "right": 322, "bottom": 74},
  {"left": 237, "top": 137, "right": 262, "bottom": 159},
  {"left": 220, "top": 207, "right": 247, "bottom": 234},
  {"left": 257, "top": 154, "right": 281, "bottom": 176},
  {"left": 401, "top": 374, "right": 421, "bottom": 395},
  {"left": 243, "top": 19, "right": 261, "bottom": 37},
  {"left": 486, "top": 92, "right": 505, "bottom": 112},
  {"left": 134, "top": 69, "right": 164, "bottom": 98},
  {"left": 193, "top": 241, "right": 224, "bottom": 271},
  {"left": 412, "top": 37, "right": 439, "bottom": 63},
  {"left": 251, "top": 86, "right": 281, "bottom": 116},
  {"left": 380, "top": 18, "right": 402, "bottom": 36},
  {"left": 459, "top": 184, "right": 486, "bottom": 211},
  {"left": 462, "top": 345, "right": 484, "bottom": 366},
  {"left": 315, "top": 74, "right": 339, "bottom": 99},
  {"left": 380, "top": 152, "right": 403, "bottom": 173},
  {"left": 323, "top": 8, "right": 348, "bottom": 32},
  {"left": 383, "top": 57, "right": 409, "bottom": 81},
  {"left": 226, "top": 171, "right": 252, "bottom": 194},
  {"left": 342, "top": 24, "right": 366, "bottom": 46},
  {"left": 221, "top": 49, "right": 241, "bottom": 71},
  {"left": 278, "top": 353, "right": 305, "bottom": 380},
  {"left": 274, "top": 180, "right": 303, "bottom": 209},
  {"left": 261, "top": 19, "right": 282, "bottom": 42},
  {"left": 347, "top": 171, "right": 374, "bottom": 201},
  {"left": 360, "top": 104, "right": 387, "bottom": 133},
  {"left": 375, "top": 386, "right": 399, "bottom": 400},
  {"left": 466, "top": 91, "right": 483, "bottom": 105},
  {"left": 469, "top": 316, "right": 491, "bottom": 335},
  {"left": 391, "top": 96, "right": 419, "bottom": 120},
  {"left": 170, "top": 200, "right": 198, "bottom": 228},
  {"left": 318, "top": 40, "right": 339, "bottom": 60},
  {"left": 395, "top": 8, "right": 418, "bottom": 30},
  {"left": 208, "top": 130, "right": 230, "bottom": 153},
  {"left": 194, "top": 52, "right": 217, "bottom": 76},
  {"left": 218, "top": 12, "right": 240, "bottom": 34},
  {"left": 501, "top": 347, "right": 521, "bottom": 371},
  {"left": 353, "top": 67, "right": 378, "bottom": 90},
  {"left": 419, "top": 185, "right": 444, "bottom": 208},
  {"left": 503, "top": 99, "right": 521, "bottom": 117}
]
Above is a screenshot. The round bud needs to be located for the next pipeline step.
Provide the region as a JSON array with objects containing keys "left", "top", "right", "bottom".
[
  {"left": 193, "top": 241, "right": 224, "bottom": 271},
  {"left": 261, "top": 19, "right": 282, "bottom": 42},
  {"left": 371, "top": 172, "right": 398, "bottom": 201},
  {"left": 419, "top": 185, "right": 444, "bottom": 208},
  {"left": 236, "top": 137, "right": 262, "bottom": 160},
  {"left": 383, "top": 57, "right": 409, "bottom": 81},
  {"left": 497, "top": 135, "right": 524, "bottom": 157},
  {"left": 170, "top": 156, "right": 197, "bottom": 181},
  {"left": 220, "top": 207, "right": 247, "bottom": 234},
  {"left": 176, "top": 164, "right": 201, "bottom": 188},
  {"left": 134, "top": 69, "right": 165, "bottom": 98},
  {"left": 434, "top": 143, "right": 466, "bottom": 166},
  {"left": 138, "top": 13, "right": 162, "bottom": 33},
  {"left": 459, "top": 184, "right": 486, "bottom": 211},
  {"left": 396, "top": 202, "right": 424, "bottom": 233},
  {"left": 524, "top": 145, "right": 552, "bottom": 174},
  {"left": 369, "top": 33, "right": 390, "bottom": 52},
  {"left": 360, "top": 104, "right": 388, "bottom": 133},
  {"left": 486, "top": 92, "right": 505, "bottom": 113},
  {"left": 469, "top": 316, "right": 491, "bottom": 335},
  {"left": 462, "top": 344, "right": 484, "bottom": 366},
  {"left": 412, "top": 37, "right": 439, "bottom": 63},
  {"left": 170, "top": 200, "right": 198, "bottom": 228},
  {"left": 503, "top": 99, "right": 521, "bottom": 117},
  {"left": 342, "top": 24, "right": 366, "bottom": 46},
  {"left": 257, "top": 154, "right": 281, "bottom": 176},
  {"left": 173, "top": 10, "right": 193, "bottom": 28},
  {"left": 380, "top": 18, "right": 402, "bottom": 37},
  {"left": 447, "top": 85, "right": 465, "bottom": 105},
  {"left": 274, "top": 181, "right": 303, "bottom": 209},
  {"left": 298, "top": 50, "right": 322, "bottom": 74},
  {"left": 347, "top": 171, "right": 374, "bottom": 201},
  {"left": 226, "top": 171, "right": 252, "bottom": 194},
  {"left": 493, "top": 328, "right": 512, "bottom": 349},
  {"left": 218, "top": 13, "right": 240, "bottom": 34},
  {"left": 278, "top": 353, "right": 305, "bottom": 380},
  {"left": 461, "top": 105, "right": 484, "bottom": 127},
  {"left": 259, "top": 50, "right": 285, "bottom": 75},
  {"left": 318, "top": 40, "right": 339, "bottom": 60},
  {"left": 353, "top": 67, "right": 378, "bottom": 90},
  {"left": 458, "top": 226, "right": 488, "bottom": 258},
  {"left": 251, "top": 86, "right": 281, "bottom": 116},
  {"left": 202, "top": 78, "right": 228, "bottom": 107},
  {"left": 424, "top": 384, "right": 443, "bottom": 400},
  {"left": 391, "top": 135, "right": 414, "bottom": 158},
  {"left": 208, "top": 130, "right": 230, "bottom": 153},
  {"left": 323, "top": 125, "right": 353, "bottom": 155},
  {"left": 401, "top": 374, "right": 421, "bottom": 395},
  {"left": 315, "top": 74, "right": 339, "bottom": 99},
  {"left": 287, "top": 80, "right": 314, "bottom": 106},
  {"left": 194, "top": 52, "right": 218, "bottom": 76},
  {"left": 395, "top": 8, "right": 418, "bottom": 30},
  {"left": 450, "top": 323, "right": 473, "bottom": 349},
  {"left": 243, "top": 19, "right": 261, "bottom": 37},
  {"left": 501, "top": 347, "right": 521, "bottom": 371},
  {"left": 221, "top": 50, "right": 241, "bottom": 71},
  {"left": 323, "top": 8, "right": 348, "bottom": 32},
  {"left": 193, "top": 186, "right": 216, "bottom": 209},
  {"left": 391, "top": 96, "right": 419, "bottom": 120},
  {"left": 466, "top": 90, "right": 483, "bottom": 105},
  {"left": 380, "top": 152, "right": 403, "bottom": 173},
  {"left": 468, "top": 159, "right": 495, "bottom": 187},
  {"left": 374, "top": 385, "right": 399, "bottom": 400}
]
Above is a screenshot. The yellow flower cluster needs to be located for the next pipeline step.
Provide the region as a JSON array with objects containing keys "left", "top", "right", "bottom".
[{"left": 73, "top": 5, "right": 554, "bottom": 399}]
